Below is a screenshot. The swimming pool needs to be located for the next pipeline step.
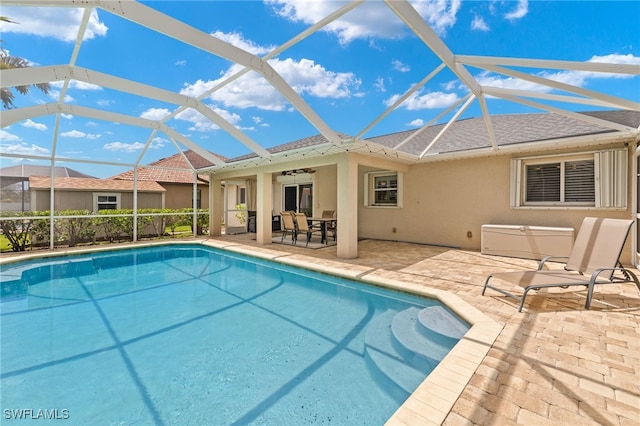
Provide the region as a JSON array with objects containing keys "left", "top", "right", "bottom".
[{"left": 1, "top": 244, "right": 469, "bottom": 425}]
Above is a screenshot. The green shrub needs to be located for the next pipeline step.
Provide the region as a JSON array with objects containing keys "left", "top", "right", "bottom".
[
  {"left": 55, "top": 210, "right": 96, "bottom": 247},
  {"left": 0, "top": 211, "right": 35, "bottom": 252}
]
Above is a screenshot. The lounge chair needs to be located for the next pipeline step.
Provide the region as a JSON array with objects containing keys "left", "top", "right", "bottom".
[
  {"left": 280, "top": 211, "right": 297, "bottom": 244},
  {"left": 294, "top": 212, "right": 323, "bottom": 247},
  {"left": 482, "top": 217, "right": 640, "bottom": 311}
]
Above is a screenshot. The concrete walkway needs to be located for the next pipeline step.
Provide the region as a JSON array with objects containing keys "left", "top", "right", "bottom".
[{"left": 211, "top": 235, "right": 640, "bottom": 425}]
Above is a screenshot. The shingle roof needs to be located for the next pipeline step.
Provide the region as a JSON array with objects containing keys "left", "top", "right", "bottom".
[
  {"left": 29, "top": 176, "right": 165, "bottom": 192},
  {"left": 366, "top": 110, "right": 640, "bottom": 156},
  {"left": 0, "top": 165, "right": 96, "bottom": 179},
  {"left": 228, "top": 132, "right": 352, "bottom": 163},
  {"left": 110, "top": 150, "right": 223, "bottom": 184}
]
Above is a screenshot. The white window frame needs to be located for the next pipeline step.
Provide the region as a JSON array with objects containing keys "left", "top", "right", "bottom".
[
  {"left": 94, "top": 193, "right": 121, "bottom": 211},
  {"left": 364, "top": 171, "right": 403, "bottom": 208},
  {"left": 511, "top": 148, "right": 627, "bottom": 209}
]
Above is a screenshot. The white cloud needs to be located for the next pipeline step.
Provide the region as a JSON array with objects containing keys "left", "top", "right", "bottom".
[
  {"left": 0, "top": 7, "right": 108, "bottom": 42},
  {"left": 103, "top": 141, "right": 146, "bottom": 153},
  {"left": 97, "top": 99, "right": 114, "bottom": 107},
  {"left": 392, "top": 59, "right": 411, "bottom": 72},
  {"left": 181, "top": 53, "right": 361, "bottom": 112},
  {"left": 211, "top": 30, "right": 274, "bottom": 55},
  {"left": 0, "top": 129, "right": 21, "bottom": 142},
  {"left": 60, "top": 130, "right": 101, "bottom": 140},
  {"left": 409, "top": 118, "right": 425, "bottom": 126},
  {"left": 504, "top": 0, "right": 528, "bottom": 21},
  {"left": 48, "top": 90, "right": 75, "bottom": 103},
  {"left": 20, "top": 119, "right": 47, "bottom": 131},
  {"left": 374, "top": 77, "right": 386, "bottom": 93},
  {"left": 475, "top": 54, "right": 640, "bottom": 93},
  {"left": 61, "top": 114, "right": 73, "bottom": 119},
  {"left": 276, "top": 57, "right": 360, "bottom": 98},
  {"left": 471, "top": 15, "right": 489, "bottom": 31},
  {"left": 151, "top": 137, "right": 167, "bottom": 148},
  {"left": 385, "top": 89, "right": 460, "bottom": 110},
  {"left": 412, "top": 0, "right": 461, "bottom": 35},
  {"left": 0, "top": 141, "right": 50, "bottom": 156},
  {"left": 266, "top": 0, "right": 461, "bottom": 44},
  {"left": 140, "top": 108, "right": 171, "bottom": 121},
  {"left": 475, "top": 71, "right": 549, "bottom": 92},
  {"left": 252, "top": 116, "right": 270, "bottom": 127},
  {"left": 175, "top": 60, "right": 187, "bottom": 66},
  {"left": 175, "top": 106, "right": 241, "bottom": 132},
  {"left": 51, "top": 80, "right": 102, "bottom": 91}
]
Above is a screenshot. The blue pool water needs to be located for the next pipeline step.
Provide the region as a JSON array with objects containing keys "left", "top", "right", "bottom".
[{"left": 0, "top": 245, "right": 469, "bottom": 425}]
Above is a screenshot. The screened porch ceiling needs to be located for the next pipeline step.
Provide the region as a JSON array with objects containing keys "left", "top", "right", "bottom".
[{"left": 1, "top": 0, "right": 639, "bottom": 178}]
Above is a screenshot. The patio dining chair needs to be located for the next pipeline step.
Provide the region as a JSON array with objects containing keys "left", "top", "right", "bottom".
[
  {"left": 294, "top": 212, "right": 323, "bottom": 247},
  {"left": 321, "top": 210, "right": 337, "bottom": 242},
  {"left": 280, "top": 211, "right": 297, "bottom": 244},
  {"left": 482, "top": 217, "right": 640, "bottom": 312}
]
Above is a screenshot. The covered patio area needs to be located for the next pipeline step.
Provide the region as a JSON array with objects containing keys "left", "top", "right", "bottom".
[{"left": 205, "top": 234, "right": 640, "bottom": 425}]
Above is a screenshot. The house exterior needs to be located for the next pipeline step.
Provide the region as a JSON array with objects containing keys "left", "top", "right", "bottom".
[
  {"left": 0, "top": 165, "right": 96, "bottom": 212},
  {"left": 110, "top": 150, "right": 217, "bottom": 210},
  {"left": 206, "top": 110, "right": 640, "bottom": 264},
  {"left": 29, "top": 176, "right": 165, "bottom": 211}
]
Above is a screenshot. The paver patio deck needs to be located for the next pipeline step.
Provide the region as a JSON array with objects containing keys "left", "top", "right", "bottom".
[
  {"left": 2, "top": 235, "right": 638, "bottom": 424},
  {"left": 209, "top": 235, "right": 640, "bottom": 425}
]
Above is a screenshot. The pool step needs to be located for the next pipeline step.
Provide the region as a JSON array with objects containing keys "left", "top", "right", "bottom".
[
  {"left": 364, "top": 306, "right": 469, "bottom": 398},
  {"left": 391, "top": 307, "right": 453, "bottom": 363},
  {"left": 364, "top": 310, "right": 427, "bottom": 397},
  {"left": 417, "top": 305, "right": 468, "bottom": 341}
]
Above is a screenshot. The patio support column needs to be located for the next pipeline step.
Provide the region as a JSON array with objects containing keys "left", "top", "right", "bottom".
[
  {"left": 336, "top": 155, "right": 358, "bottom": 259},
  {"left": 256, "top": 171, "right": 273, "bottom": 245},
  {"left": 209, "top": 177, "right": 223, "bottom": 237}
]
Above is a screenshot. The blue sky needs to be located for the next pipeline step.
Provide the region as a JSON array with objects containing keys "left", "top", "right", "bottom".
[{"left": 1, "top": 0, "right": 639, "bottom": 178}]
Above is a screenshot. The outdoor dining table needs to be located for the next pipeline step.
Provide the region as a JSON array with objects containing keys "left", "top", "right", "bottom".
[{"left": 307, "top": 217, "right": 336, "bottom": 244}]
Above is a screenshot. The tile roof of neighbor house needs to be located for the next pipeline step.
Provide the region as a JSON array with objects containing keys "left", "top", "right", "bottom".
[
  {"left": 29, "top": 176, "right": 165, "bottom": 192},
  {"left": 110, "top": 150, "right": 225, "bottom": 184},
  {"left": 0, "top": 165, "right": 96, "bottom": 179}
]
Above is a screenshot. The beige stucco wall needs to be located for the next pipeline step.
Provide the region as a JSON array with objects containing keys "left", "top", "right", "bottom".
[
  {"left": 161, "top": 183, "right": 209, "bottom": 209},
  {"left": 269, "top": 166, "right": 337, "bottom": 216},
  {"left": 31, "top": 190, "right": 163, "bottom": 211},
  {"left": 357, "top": 142, "right": 634, "bottom": 263}
]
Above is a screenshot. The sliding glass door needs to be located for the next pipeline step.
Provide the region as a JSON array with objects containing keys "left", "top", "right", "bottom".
[{"left": 283, "top": 184, "right": 313, "bottom": 216}]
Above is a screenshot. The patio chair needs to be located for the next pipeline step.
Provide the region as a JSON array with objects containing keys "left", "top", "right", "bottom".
[
  {"left": 321, "top": 210, "right": 337, "bottom": 242},
  {"left": 294, "top": 212, "right": 323, "bottom": 247},
  {"left": 482, "top": 217, "right": 640, "bottom": 312},
  {"left": 280, "top": 211, "right": 297, "bottom": 244}
]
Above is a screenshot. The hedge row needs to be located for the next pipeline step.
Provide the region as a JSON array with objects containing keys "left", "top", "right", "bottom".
[{"left": 0, "top": 208, "right": 210, "bottom": 252}]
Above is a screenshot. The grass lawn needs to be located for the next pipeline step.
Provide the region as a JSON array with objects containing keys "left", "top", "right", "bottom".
[{"left": 1, "top": 234, "right": 14, "bottom": 252}]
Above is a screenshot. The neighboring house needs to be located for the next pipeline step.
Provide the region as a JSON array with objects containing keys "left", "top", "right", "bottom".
[
  {"left": 207, "top": 110, "right": 640, "bottom": 263},
  {"left": 29, "top": 176, "right": 165, "bottom": 212},
  {"left": 0, "top": 165, "right": 96, "bottom": 212},
  {"left": 111, "top": 150, "right": 252, "bottom": 233},
  {"left": 110, "top": 150, "right": 218, "bottom": 210}
]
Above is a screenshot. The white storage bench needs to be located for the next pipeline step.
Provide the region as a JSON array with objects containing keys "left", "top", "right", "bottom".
[{"left": 481, "top": 224, "right": 574, "bottom": 260}]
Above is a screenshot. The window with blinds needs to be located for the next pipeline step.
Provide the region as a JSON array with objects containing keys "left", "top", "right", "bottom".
[
  {"left": 512, "top": 148, "right": 627, "bottom": 209},
  {"left": 364, "top": 171, "right": 403, "bottom": 207}
]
